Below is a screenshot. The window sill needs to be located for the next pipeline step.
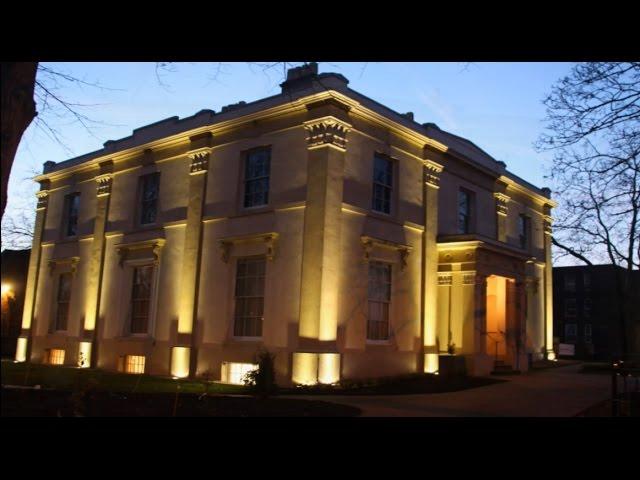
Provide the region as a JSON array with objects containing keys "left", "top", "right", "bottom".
[{"left": 229, "top": 336, "right": 263, "bottom": 343}]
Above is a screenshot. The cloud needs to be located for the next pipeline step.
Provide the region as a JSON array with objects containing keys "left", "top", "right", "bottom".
[{"left": 417, "top": 88, "right": 458, "bottom": 131}]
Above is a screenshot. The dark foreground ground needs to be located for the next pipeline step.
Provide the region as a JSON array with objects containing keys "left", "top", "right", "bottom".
[{"left": 1, "top": 388, "right": 361, "bottom": 417}]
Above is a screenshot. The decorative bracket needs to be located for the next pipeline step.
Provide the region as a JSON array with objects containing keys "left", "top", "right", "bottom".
[
  {"left": 217, "top": 232, "right": 279, "bottom": 263},
  {"left": 494, "top": 192, "right": 510, "bottom": 217},
  {"left": 423, "top": 160, "right": 444, "bottom": 189},
  {"left": 36, "top": 190, "right": 49, "bottom": 210},
  {"left": 96, "top": 174, "right": 113, "bottom": 197},
  {"left": 303, "top": 116, "right": 352, "bottom": 152},
  {"left": 543, "top": 215, "right": 553, "bottom": 236},
  {"left": 360, "top": 235, "right": 413, "bottom": 271},
  {"left": 48, "top": 256, "right": 80, "bottom": 276},
  {"left": 188, "top": 149, "right": 211, "bottom": 175},
  {"left": 438, "top": 273, "right": 452, "bottom": 285},
  {"left": 116, "top": 238, "right": 166, "bottom": 267}
]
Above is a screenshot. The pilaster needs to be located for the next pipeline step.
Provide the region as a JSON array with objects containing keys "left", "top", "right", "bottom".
[
  {"left": 172, "top": 134, "right": 212, "bottom": 378},
  {"left": 494, "top": 192, "right": 510, "bottom": 243},
  {"left": 16, "top": 180, "right": 50, "bottom": 362},
  {"left": 295, "top": 102, "right": 350, "bottom": 384},
  {"left": 543, "top": 211, "right": 555, "bottom": 360},
  {"left": 82, "top": 161, "right": 113, "bottom": 368},
  {"left": 422, "top": 157, "right": 443, "bottom": 373}
]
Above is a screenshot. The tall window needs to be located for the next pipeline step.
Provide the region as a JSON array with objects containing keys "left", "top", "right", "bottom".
[
  {"left": 243, "top": 148, "right": 270, "bottom": 208},
  {"left": 518, "top": 214, "right": 530, "bottom": 249},
  {"left": 565, "top": 298, "right": 577, "bottom": 317},
  {"left": 139, "top": 173, "right": 160, "bottom": 225},
  {"left": 233, "top": 257, "right": 266, "bottom": 337},
  {"left": 64, "top": 193, "right": 80, "bottom": 237},
  {"left": 565, "top": 323, "right": 577, "bottom": 339},
  {"left": 368, "top": 262, "right": 391, "bottom": 341},
  {"left": 55, "top": 272, "right": 72, "bottom": 331},
  {"left": 564, "top": 273, "right": 576, "bottom": 292},
  {"left": 372, "top": 155, "right": 392, "bottom": 214},
  {"left": 458, "top": 189, "right": 472, "bottom": 234},
  {"left": 130, "top": 265, "right": 154, "bottom": 334}
]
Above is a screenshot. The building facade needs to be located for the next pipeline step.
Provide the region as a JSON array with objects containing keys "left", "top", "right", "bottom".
[
  {"left": 15, "top": 64, "right": 557, "bottom": 385},
  {"left": 553, "top": 265, "right": 640, "bottom": 361}
]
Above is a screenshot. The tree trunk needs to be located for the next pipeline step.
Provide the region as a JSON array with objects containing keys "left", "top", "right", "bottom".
[{"left": 1, "top": 62, "right": 38, "bottom": 223}]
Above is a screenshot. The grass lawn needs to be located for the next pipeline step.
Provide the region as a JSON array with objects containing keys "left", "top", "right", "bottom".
[
  {"left": 1, "top": 360, "right": 247, "bottom": 395},
  {"left": 282, "top": 373, "right": 504, "bottom": 396}
]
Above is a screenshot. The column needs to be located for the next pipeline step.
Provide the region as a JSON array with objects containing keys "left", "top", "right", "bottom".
[
  {"left": 543, "top": 212, "right": 555, "bottom": 360},
  {"left": 494, "top": 192, "right": 509, "bottom": 243},
  {"left": 473, "top": 273, "right": 488, "bottom": 359},
  {"left": 294, "top": 101, "right": 350, "bottom": 385},
  {"left": 172, "top": 136, "right": 212, "bottom": 378},
  {"left": 16, "top": 180, "right": 50, "bottom": 362},
  {"left": 422, "top": 159, "right": 443, "bottom": 373},
  {"left": 81, "top": 161, "right": 113, "bottom": 368}
]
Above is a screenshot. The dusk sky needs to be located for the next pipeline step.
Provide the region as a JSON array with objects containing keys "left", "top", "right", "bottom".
[{"left": 5, "top": 61, "right": 574, "bottom": 222}]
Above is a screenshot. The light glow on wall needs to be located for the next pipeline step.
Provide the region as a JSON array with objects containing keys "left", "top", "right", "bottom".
[
  {"left": 221, "top": 362, "right": 258, "bottom": 385},
  {"left": 317, "top": 353, "right": 340, "bottom": 384},
  {"left": 170, "top": 346, "right": 190, "bottom": 378},
  {"left": 292, "top": 352, "right": 319, "bottom": 385},
  {"left": 424, "top": 353, "right": 439, "bottom": 374},
  {"left": 78, "top": 341, "right": 92, "bottom": 368},
  {"left": 15, "top": 337, "right": 27, "bottom": 362},
  {"left": 1, "top": 283, "right": 11, "bottom": 296}
]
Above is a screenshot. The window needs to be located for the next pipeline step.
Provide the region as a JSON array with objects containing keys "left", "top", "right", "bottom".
[
  {"left": 565, "top": 323, "right": 577, "bottom": 338},
  {"left": 64, "top": 193, "right": 80, "bottom": 237},
  {"left": 47, "top": 349, "right": 65, "bottom": 365},
  {"left": 458, "top": 189, "right": 472, "bottom": 234},
  {"left": 55, "top": 272, "right": 72, "bottom": 331},
  {"left": 518, "top": 214, "right": 530, "bottom": 250},
  {"left": 243, "top": 148, "right": 270, "bottom": 208},
  {"left": 372, "top": 155, "right": 393, "bottom": 214},
  {"left": 565, "top": 298, "right": 577, "bottom": 317},
  {"left": 367, "top": 262, "right": 391, "bottom": 341},
  {"left": 564, "top": 273, "right": 576, "bottom": 292},
  {"left": 583, "top": 272, "right": 591, "bottom": 292},
  {"left": 222, "top": 362, "right": 258, "bottom": 385},
  {"left": 583, "top": 298, "right": 592, "bottom": 318},
  {"left": 139, "top": 173, "right": 160, "bottom": 225},
  {"left": 233, "top": 257, "right": 266, "bottom": 337},
  {"left": 129, "top": 265, "right": 154, "bottom": 334},
  {"left": 584, "top": 324, "right": 592, "bottom": 341},
  {"left": 125, "top": 355, "right": 145, "bottom": 374}
]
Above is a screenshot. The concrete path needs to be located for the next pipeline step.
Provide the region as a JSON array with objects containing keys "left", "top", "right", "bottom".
[{"left": 289, "top": 364, "right": 611, "bottom": 417}]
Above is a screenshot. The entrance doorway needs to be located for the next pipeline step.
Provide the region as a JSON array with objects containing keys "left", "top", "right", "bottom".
[{"left": 486, "top": 275, "right": 511, "bottom": 361}]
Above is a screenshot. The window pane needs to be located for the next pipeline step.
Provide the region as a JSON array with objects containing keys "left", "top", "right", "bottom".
[
  {"left": 56, "top": 273, "right": 72, "bottom": 331},
  {"left": 234, "top": 257, "right": 266, "bottom": 337},
  {"left": 244, "top": 149, "right": 271, "bottom": 208},
  {"left": 140, "top": 173, "right": 160, "bottom": 225},
  {"left": 130, "top": 266, "right": 153, "bottom": 334},
  {"left": 458, "top": 190, "right": 470, "bottom": 234},
  {"left": 372, "top": 156, "right": 392, "bottom": 214},
  {"left": 367, "top": 262, "right": 391, "bottom": 340},
  {"left": 66, "top": 193, "right": 80, "bottom": 236}
]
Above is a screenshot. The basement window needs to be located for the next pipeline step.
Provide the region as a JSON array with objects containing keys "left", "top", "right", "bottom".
[
  {"left": 221, "top": 362, "right": 258, "bottom": 385},
  {"left": 125, "top": 355, "right": 146, "bottom": 374},
  {"left": 47, "top": 349, "right": 65, "bottom": 365}
]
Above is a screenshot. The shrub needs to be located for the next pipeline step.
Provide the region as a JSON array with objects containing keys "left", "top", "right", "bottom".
[{"left": 243, "top": 349, "right": 278, "bottom": 398}]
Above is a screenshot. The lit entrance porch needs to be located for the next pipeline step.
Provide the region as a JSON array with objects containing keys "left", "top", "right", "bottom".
[{"left": 436, "top": 237, "right": 545, "bottom": 377}]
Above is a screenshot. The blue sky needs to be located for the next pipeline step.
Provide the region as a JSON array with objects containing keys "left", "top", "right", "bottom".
[{"left": 6, "top": 61, "right": 574, "bottom": 216}]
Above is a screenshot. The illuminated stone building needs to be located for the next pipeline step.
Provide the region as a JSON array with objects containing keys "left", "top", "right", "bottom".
[{"left": 15, "top": 64, "right": 556, "bottom": 384}]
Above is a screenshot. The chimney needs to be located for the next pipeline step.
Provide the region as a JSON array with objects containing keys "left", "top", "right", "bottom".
[
  {"left": 43, "top": 161, "right": 56, "bottom": 173},
  {"left": 422, "top": 122, "right": 440, "bottom": 130},
  {"left": 403, "top": 112, "right": 414, "bottom": 121}
]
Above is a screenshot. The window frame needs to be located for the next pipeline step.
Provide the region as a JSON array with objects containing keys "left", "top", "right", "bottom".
[
  {"left": 63, "top": 192, "right": 81, "bottom": 238},
  {"left": 371, "top": 154, "right": 394, "bottom": 215},
  {"left": 564, "top": 323, "right": 578, "bottom": 339},
  {"left": 128, "top": 264, "right": 155, "bottom": 336},
  {"left": 518, "top": 214, "right": 531, "bottom": 250},
  {"left": 138, "top": 172, "right": 161, "bottom": 226},
  {"left": 54, "top": 272, "right": 73, "bottom": 332},
  {"left": 232, "top": 256, "right": 267, "bottom": 339},
  {"left": 457, "top": 188, "right": 473, "bottom": 234},
  {"left": 367, "top": 261, "right": 392, "bottom": 342},
  {"left": 242, "top": 147, "right": 271, "bottom": 210}
]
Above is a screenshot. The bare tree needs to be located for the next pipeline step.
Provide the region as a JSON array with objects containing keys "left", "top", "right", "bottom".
[
  {"left": 537, "top": 62, "right": 640, "bottom": 359},
  {"left": 1, "top": 62, "right": 117, "bottom": 231}
]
